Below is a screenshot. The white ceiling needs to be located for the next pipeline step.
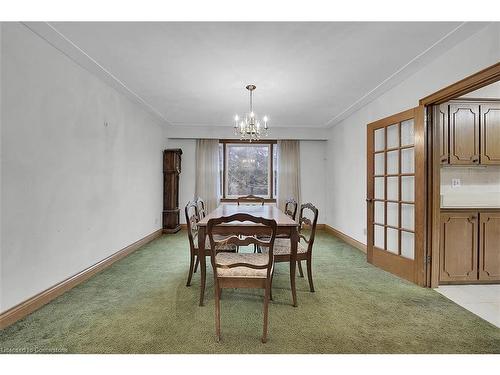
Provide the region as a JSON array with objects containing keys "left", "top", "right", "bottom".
[{"left": 39, "top": 22, "right": 484, "bottom": 128}]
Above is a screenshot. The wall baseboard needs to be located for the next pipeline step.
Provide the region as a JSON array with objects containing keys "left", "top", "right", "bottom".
[
  {"left": 0, "top": 229, "right": 163, "bottom": 330},
  {"left": 322, "top": 224, "right": 367, "bottom": 253}
]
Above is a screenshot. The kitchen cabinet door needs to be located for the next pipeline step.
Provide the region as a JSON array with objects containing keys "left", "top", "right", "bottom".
[
  {"left": 449, "top": 103, "right": 480, "bottom": 165},
  {"left": 480, "top": 103, "right": 500, "bottom": 165},
  {"left": 440, "top": 211, "right": 478, "bottom": 282},
  {"left": 479, "top": 212, "right": 500, "bottom": 281}
]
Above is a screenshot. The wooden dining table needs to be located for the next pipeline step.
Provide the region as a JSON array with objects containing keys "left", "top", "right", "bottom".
[{"left": 196, "top": 204, "right": 300, "bottom": 307}]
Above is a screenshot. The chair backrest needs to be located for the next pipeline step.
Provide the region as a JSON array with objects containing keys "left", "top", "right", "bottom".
[
  {"left": 284, "top": 198, "right": 298, "bottom": 221},
  {"left": 236, "top": 194, "right": 265, "bottom": 206},
  {"left": 195, "top": 197, "right": 206, "bottom": 219},
  {"left": 298, "top": 203, "right": 319, "bottom": 253},
  {"left": 207, "top": 213, "right": 277, "bottom": 277},
  {"left": 185, "top": 201, "right": 199, "bottom": 250}
]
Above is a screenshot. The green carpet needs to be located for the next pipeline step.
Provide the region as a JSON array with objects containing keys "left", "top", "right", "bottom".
[{"left": 1, "top": 230, "right": 499, "bottom": 353}]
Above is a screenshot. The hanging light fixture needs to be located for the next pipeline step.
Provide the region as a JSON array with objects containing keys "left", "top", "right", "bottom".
[{"left": 233, "top": 84, "right": 269, "bottom": 142}]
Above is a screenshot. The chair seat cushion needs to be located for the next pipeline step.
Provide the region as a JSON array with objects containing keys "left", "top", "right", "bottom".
[
  {"left": 264, "top": 238, "right": 308, "bottom": 256},
  {"left": 194, "top": 236, "right": 237, "bottom": 252},
  {"left": 215, "top": 252, "right": 270, "bottom": 278}
]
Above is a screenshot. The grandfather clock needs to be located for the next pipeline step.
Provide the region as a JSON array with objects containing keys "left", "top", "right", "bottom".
[{"left": 163, "top": 149, "right": 182, "bottom": 233}]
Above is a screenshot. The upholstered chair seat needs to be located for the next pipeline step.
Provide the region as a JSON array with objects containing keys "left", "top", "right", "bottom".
[
  {"left": 215, "top": 252, "right": 270, "bottom": 278},
  {"left": 262, "top": 238, "right": 308, "bottom": 256}
]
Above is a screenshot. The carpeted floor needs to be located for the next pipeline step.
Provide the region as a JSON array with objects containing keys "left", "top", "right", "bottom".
[{"left": 1, "top": 230, "right": 499, "bottom": 354}]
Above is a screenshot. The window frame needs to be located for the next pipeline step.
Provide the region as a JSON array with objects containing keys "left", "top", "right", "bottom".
[{"left": 219, "top": 139, "right": 277, "bottom": 203}]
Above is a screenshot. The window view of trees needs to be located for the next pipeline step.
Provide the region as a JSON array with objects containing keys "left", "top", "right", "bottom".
[{"left": 226, "top": 144, "right": 270, "bottom": 197}]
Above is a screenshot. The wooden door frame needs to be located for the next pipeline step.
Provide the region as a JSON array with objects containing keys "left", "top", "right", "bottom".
[{"left": 419, "top": 62, "right": 500, "bottom": 288}]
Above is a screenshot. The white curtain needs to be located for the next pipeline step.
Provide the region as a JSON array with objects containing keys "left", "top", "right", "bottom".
[
  {"left": 277, "top": 140, "right": 301, "bottom": 211},
  {"left": 195, "top": 139, "right": 220, "bottom": 213}
]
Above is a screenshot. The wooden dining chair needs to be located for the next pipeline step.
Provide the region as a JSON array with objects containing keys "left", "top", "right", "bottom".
[
  {"left": 284, "top": 198, "right": 298, "bottom": 221},
  {"left": 262, "top": 203, "right": 319, "bottom": 294},
  {"left": 255, "top": 198, "right": 298, "bottom": 254},
  {"left": 185, "top": 201, "right": 237, "bottom": 287},
  {"left": 207, "top": 213, "right": 277, "bottom": 343},
  {"left": 236, "top": 194, "right": 265, "bottom": 206},
  {"left": 191, "top": 197, "right": 205, "bottom": 274},
  {"left": 195, "top": 197, "right": 206, "bottom": 219}
]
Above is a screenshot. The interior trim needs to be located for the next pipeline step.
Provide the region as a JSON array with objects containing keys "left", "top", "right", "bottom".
[
  {"left": 324, "top": 22, "right": 489, "bottom": 127},
  {"left": 419, "top": 62, "right": 500, "bottom": 288},
  {"left": 0, "top": 229, "right": 163, "bottom": 330},
  {"left": 420, "top": 62, "right": 500, "bottom": 105},
  {"left": 21, "top": 22, "right": 170, "bottom": 127},
  {"left": 21, "top": 22, "right": 488, "bottom": 130},
  {"left": 322, "top": 224, "right": 367, "bottom": 253}
]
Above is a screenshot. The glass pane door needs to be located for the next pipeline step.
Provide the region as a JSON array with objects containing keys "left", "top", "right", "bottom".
[
  {"left": 372, "top": 120, "right": 415, "bottom": 260},
  {"left": 367, "top": 107, "right": 425, "bottom": 285}
]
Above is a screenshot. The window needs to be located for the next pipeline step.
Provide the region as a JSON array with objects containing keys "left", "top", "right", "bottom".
[{"left": 219, "top": 141, "right": 277, "bottom": 200}]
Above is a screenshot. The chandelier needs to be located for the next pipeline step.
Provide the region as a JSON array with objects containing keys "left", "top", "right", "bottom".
[{"left": 233, "top": 84, "right": 269, "bottom": 142}]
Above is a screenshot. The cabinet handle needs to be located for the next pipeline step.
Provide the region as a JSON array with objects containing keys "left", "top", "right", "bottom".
[
  {"left": 470, "top": 215, "right": 476, "bottom": 221},
  {"left": 440, "top": 156, "right": 448, "bottom": 163},
  {"left": 471, "top": 155, "right": 479, "bottom": 163}
]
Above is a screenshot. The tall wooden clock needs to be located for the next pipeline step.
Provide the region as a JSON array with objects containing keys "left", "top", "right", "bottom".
[{"left": 163, "top": 149, "right": 182, "bottom": 233}]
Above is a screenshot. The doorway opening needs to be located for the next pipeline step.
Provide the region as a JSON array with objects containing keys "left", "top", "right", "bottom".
[{"left": 366, "top": 63, "right": 500, "bottom": 288}]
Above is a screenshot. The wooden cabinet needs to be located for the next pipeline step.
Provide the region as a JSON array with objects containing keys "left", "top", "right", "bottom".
[
  {"left": 440, "top": 210, "right": 500, "bottom": 283},
  {"left": 440, "top": 211, "right": 478, "bottom": 282},
  {"left": 163, "top": 149, "right": 182, "bottom": 233},
  {"left": 449, "top": 103, "right": 480, "bottom": 165},
  {"left": 439, "top": 100, "right": 500, "bottom": 165},
  {"left": 438, "top": 104, "right": 449, "bottom": 164},
  {"left": 480, "top": 103, "right": 500, "bottom": 164},
  {"left": 479, "top": 212, "right": 500, "bottom": 281}
]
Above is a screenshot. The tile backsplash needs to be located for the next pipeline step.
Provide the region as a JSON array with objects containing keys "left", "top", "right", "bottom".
[
  {"left": 441, "top": 166, "right": 500, "bottom": 193},
  {"left": 441, "top": 166, "right": 500, "bottom": 207}
]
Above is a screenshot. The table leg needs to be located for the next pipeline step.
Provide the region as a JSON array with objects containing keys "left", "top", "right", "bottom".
[
  {"left": 290, "top": 227, "right": 298, "bottom": 307},
  {"left": 198, "top": 226, "right": 206, "bottom": 306}
]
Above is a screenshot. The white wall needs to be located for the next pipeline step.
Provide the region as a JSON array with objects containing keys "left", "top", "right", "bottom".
[
  {"left": 299, "top": 141, "right": 327, "bottom": 223},
  {"left": 460, "top": 80, "right": 500, "bottom": 98},
  {"left": 0, "top": 23, "right": 166, "bottom": 312},
  {"left": 326, "top": 22, "right": 500, "bottom": 244},
  {"left": 166, "top": 138, "right": 327, "bottom": 224},
  {"left": 166, "top": 125, "right": 328, "bottom": 140}
]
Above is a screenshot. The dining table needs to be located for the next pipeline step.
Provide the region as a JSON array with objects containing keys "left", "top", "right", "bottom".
[{"left": 196, "top": 204, "right": 300, "bottom": 307}]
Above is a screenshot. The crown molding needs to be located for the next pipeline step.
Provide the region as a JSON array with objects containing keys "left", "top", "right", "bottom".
[
  {"left": 20, "top": 22, "right": 491, "bottom": 132},
  {"left": 324, "top": 22, "right": 491, "bottom": 128},
  {"left": 21, "top": 22, "right": 172, "bottom": 127}
]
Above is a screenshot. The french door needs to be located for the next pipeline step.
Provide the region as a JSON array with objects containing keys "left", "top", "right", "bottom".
[{"left": 367, "top": 107, "right": 426, "bottom": 286}]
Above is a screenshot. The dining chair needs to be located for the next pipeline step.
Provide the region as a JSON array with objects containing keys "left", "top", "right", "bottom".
[
  {"left": 284, "top": 198, "right": 298, "bottom": 221},
  {"left": 185, "top": 200, "right": 237, "bottom": 287},
  {"left": 207, "top": 213, "right": 277, "bottom": 343},
  {"left": 262, "top": 202, "right": 319, "bottom": 295},
  {"left": 236, "top": 195, "right": 264, "bottom": 252},
  {"left": 236, "top": 194, "right": 265, "bottom": 206},
  {"left": 195, "top": 197, "right": 206, "bottom": 219},
  {"left": 255, "top": 198, "right": 298, "bottom": 254},
  {"left": 191, "top": 197, "right": 206, "bottom": 274}
]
